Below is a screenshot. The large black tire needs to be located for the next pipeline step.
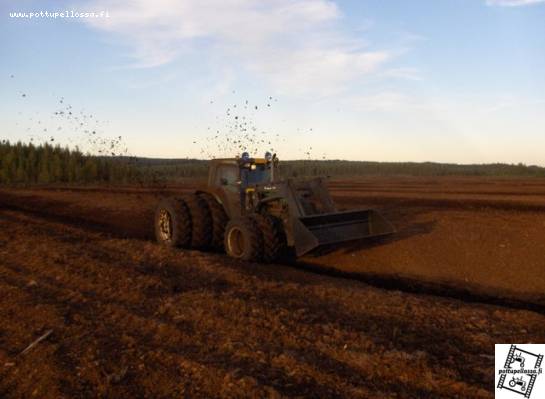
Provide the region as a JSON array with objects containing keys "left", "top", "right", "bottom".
[
  {"left": 251, "top": 214, "right": 287, "bottom": 263},
  {"left": 184, "top": 194, "right": 212, "bottom": 249},
  {"left": 224, "top": 217, "right": 263, "bottom": 261},
  {"left": 198, "top": 193, "right": 228, "bottom": 251},
  {"left": 154, "top": 197, "right": 191, "bottom": 248}
]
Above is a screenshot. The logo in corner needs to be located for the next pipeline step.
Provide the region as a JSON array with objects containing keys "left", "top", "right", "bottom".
[{"left": 496, "top": 344, "right": 544, "bottom": 398}]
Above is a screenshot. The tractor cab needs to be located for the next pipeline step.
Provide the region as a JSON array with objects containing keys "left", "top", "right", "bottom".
[
  {"left": 207, "top": 153, "right": 277, "bottom": 188},
  {"left": 205, "top": 153, "right": 278, "bottom": 217}
]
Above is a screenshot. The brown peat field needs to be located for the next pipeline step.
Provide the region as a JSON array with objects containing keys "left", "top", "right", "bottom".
[{"left": 1, "top": 176, "right": 544, "bottom": 398}]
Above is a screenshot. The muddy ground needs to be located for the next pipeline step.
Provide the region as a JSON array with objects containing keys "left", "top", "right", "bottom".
[{"left": 1, "top": 176, "right": 544, "bottom": 398}]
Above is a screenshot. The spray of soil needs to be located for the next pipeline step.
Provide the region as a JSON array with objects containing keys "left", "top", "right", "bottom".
[{"left": 9, "top": 75, "right": 322, "bottom": 161}]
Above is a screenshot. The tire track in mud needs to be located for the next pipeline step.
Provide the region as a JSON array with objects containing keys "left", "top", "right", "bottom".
[
  {"left": 2, "top": 208, "right": 537, "bottom": 397},
  {"left": 334, "top": 194, "right": 545, "bottom": 213},
  {"left": 11, "top": 185, "right": 196, "bottom": 196},
  {"left": 328, "top": 182, "right": 545, "bottom": 196},
  {"left": 296, "top": 261, "right": 545, "bottom": 316},
  {"left": 331, "top": 188, "right": 545, "bottom": 197},
  {"left": 0, "top": 192, "right": 153, "bottom": 240}
]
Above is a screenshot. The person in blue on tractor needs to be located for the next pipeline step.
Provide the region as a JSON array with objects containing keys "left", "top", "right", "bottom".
[{"left": 237, "top": 151, "right": 274, "bottom": 214}]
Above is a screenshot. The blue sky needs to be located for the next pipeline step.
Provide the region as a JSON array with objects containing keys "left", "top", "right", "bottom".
[{"left": 1, "top": 0, "right": 544, "bottom": 163}]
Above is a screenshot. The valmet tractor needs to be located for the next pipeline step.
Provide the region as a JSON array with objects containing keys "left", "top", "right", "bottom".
[{"left": 154, "top": 153, "right": 394, "bottom": 262}]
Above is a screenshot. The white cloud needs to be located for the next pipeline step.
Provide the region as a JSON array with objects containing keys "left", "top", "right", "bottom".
[
  {"left": 486, "top": 0, "right": 545, "bottom": 6},
  {"left": 82, "top": 0, "right": 398, "bottom": 96},
  {"left": 379, "top": 67, "right": 422, "bottom": 81}
]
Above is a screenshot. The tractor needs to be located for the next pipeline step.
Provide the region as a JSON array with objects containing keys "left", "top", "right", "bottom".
[
  {"left": 510, "top": 353, "right": 526, "bottom": 369},
  {"left": 154, "top": 153, "right": 394, "bottom": 262},
  {"left": 509, "top": 376, "right": 527, "bottom": 391}
]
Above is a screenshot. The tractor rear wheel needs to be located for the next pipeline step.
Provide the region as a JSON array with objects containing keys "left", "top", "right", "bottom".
[
  {"left": 184, "top": 194, "right": 212, "bottom": 249},
  {"left": 154, "top": 197, "right": 191, "bottom": 248},
  {"left": 198, "top": 193, "right": 228, "bottom": 251},
  {"left": 224, "top": 217, "right": 263, "bottom": 261},
  {"left": 252, "top": 214, "right": 287, "bottom": 263}
]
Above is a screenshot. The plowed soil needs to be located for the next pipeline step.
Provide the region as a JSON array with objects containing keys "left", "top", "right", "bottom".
[{"left": 1, "top": 177, "right": 544, "bottom": 398}]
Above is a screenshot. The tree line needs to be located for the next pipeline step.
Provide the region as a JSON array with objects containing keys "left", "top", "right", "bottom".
[
  {"left": 0, "top": 141, "right": 140, "bottom": 185},
  {"left": 1, "top": 141, "right": 544, "bottom": 186},
  {"left": 139, "top": 158, "right": 545, "bottom": 180},
  {"left": 279, "top": 160, "right": 545, "bottom": 178}
]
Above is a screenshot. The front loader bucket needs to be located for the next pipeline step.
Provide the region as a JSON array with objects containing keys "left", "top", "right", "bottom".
[{"left": 292, "top": 209, "right": 395, "bottom": 256}]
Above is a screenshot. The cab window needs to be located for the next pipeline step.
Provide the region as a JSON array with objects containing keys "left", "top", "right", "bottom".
[{"left": 215, "top": 165, "right": 239, "bottom": 186}]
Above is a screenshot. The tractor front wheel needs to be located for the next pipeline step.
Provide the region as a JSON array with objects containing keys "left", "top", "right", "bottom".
[
  {"left": 224, "top": 218, "right": 263, "bottom": 261},
  {"left": 251, "top": 214, "right": 287, "bottom": 263}
]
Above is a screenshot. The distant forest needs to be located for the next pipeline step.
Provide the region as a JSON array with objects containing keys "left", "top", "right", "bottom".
[
  {"left": 1, "top": 141, "right": 545, "bottom": 185},
  {"left": 0, "top": 141, "right": 140, "bottom": 185}
]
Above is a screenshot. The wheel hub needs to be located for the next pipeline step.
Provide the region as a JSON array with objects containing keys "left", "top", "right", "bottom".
[
  {"left": 227, "top": 227, "right": 245, "bottom": 257},
  {"left": 158, "top": 209, "right": 173, "bottom": 241}
]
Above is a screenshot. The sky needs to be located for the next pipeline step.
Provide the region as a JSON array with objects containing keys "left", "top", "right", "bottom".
[{"left": 1, "top": 0, "right": 544, "bottom": 164}]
